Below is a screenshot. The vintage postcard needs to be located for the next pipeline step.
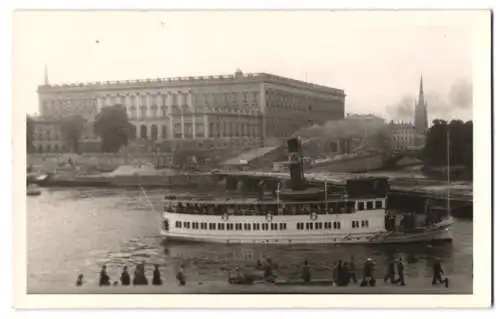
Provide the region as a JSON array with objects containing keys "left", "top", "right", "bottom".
[{"left": 12, "top": 9, "right": 492, "bottom": 308}]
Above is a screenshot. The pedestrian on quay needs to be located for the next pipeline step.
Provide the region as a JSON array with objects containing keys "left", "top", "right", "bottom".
[
  {"left": 301, "top": 260, "right": 311, "bottom": 284},
  {"left": 432, "top": 258, "right": 449, "bottom": 288},
  {"left": 133, "top": 263, "right": 148, "bottom": 285},
  {"left": 99, "top": 265, "right": 110, "bottom": 286},
  {"left": 348, "top": 256, "right": 357, "bottom": 283},
  {"left": 332, "top": 260, "right": 342, "bottom": 286},
  {"left": 384, "top": 257, "right": 396, "bottom": 284},
  {"left": 120, "top": 265, "right": 130, "bottom": 286},
  {"left": 152, "top": 264, "right": 163, "bottom": 286},
  {"left": 361, "top": 258, "right": 376, "bottom": 287},
  {"left": 341, "top": 261, "right": 351, "bottom": 286},
  {"left": 395, "top": 257, "right": 405, "bottom": 286},
  {"left": 176, "top": 266, "right": 186, "bottom": 286},
  {"left": 76, "top": 274, "right": 84, "bottom": 287}
]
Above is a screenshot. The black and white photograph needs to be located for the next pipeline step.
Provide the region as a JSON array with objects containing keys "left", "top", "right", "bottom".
[{"left": 11, "top": 9, "right": 492, "bottom": 308}]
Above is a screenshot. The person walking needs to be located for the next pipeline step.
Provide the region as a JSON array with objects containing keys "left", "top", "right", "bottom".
[
  {"left": 152, "top": 264, "right": 163, "bottom": 286},
  {"left": 120, "top": 266, "right": 130, "bottom": 286}
]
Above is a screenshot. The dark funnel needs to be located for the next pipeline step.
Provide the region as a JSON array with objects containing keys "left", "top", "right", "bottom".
[{"left": 287, "top": 137, "right": 306, "bottom": 191}]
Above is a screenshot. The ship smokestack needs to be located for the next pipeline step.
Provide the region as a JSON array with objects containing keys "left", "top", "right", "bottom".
[{"left": 287, "top": 137, "right": 306, "bottom": 190}]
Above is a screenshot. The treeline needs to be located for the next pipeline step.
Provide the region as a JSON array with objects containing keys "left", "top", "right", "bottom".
[
  {"left": 27, "top": 104, "right": 135, "bottom": 154},
  {"left": 422, "top": 119, "right": 473, "bottom": 169}
]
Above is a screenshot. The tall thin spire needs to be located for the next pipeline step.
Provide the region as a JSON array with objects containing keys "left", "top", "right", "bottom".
[
  {"left": 414, "top": 74, "right": 428, "bottom": 135},
  {"left": 44, "top": 64, "right": 49, "bottom": 85},
  {"left": 418, "top": 73, "right": 424, "bottom": 104}
]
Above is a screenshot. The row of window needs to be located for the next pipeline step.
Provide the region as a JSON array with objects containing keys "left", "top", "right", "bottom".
[
  {"left": 297, "top": 221, "right": 342, "bottom": 230},
  {"left": 357, "top": 201, "right": 383, "bottom": 211},
  {"left": 175, "top": 221, "right": 288, "bottom": 231},
  {"left": 173, "top": 220, "right": 370, "bottom": 231},
  {"left": 352, "top": 220, "right": 370, "bottom": 228}
]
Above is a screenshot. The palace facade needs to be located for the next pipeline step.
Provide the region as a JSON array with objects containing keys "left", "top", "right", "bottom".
[{"left": 34, "top": 69, "right": 345, "bottom": 153}]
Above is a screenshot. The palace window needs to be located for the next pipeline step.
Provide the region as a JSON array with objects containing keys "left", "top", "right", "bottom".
[
  {"left": 209, "top": 223, "right": 216, "bottom": 230},
  {"left": 271, "top": 223, "right": 278, "bottom": 231},
  {"left": 183, "top": 221, "right": 190, "bottom": 229},
  {"left": 253, "top": 223, "right": 260, "bottom": 231},
  {"left": 235, "top": 223, "right": 242, "bottom": 230},
  {"left": 357, "top": 202, "right": 365, "bottom": 211},
  {"left": 201, "top": 222, "right": 207, "bottom": 230},
  {"left": 262, "top": 223, "right": 269, "bottom": 231},
  {"left": 279, "top": 223, "right": 287, "bottom": 230},
  {"left": 366, "top": 202, "right": 374, "bottom": 210},
  {"left": 218, "top": 223, "right": 225, "bottom": 230},
  {"left": 226, "top": 223, "right": 234, "bottom": 231},
  {"left": 296, "top": 222, "right": 304, "bottom": 230},
  {"left": 175, "top": 221, "right": 182, "bottom": 228},
  {"left": 375, "top": 201, "right": 383, "bottom": 209}
]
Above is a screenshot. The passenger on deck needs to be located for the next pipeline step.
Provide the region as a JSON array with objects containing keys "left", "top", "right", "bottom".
[
  {"left": 76, "top": 274, "right": 84, "bottom": 287},
  {"left": 99, "top": 265, "right": 110, "bottom": 286},
  {"left": 255, "top": 260, "right": 263, "bottom": 270},
  {"left": 301, "top": 260, "right": 311, "bottom": 284},
  {"left": 152, "top": 264, "right": 163, "bottom": 286},
  {"left": 120, "top": 266, "right": 130, "bottom": 286}
]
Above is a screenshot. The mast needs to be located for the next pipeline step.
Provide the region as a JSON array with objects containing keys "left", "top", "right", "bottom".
[
  {"left": 446, "top": 127, "right": 451, "bottom": 215},
  {"left": 324, "top": 179, "right": 328, "bottom": 214}
]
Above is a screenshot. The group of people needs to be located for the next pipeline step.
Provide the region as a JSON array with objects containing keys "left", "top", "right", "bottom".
[
  {"left": 76, "top": 263, "right": 186, "bottom": 287},
  {"left": 295, "top": 256, "right": 449, "bottom": 288}
]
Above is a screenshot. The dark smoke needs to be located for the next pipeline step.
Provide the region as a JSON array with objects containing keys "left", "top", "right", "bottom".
[
  {"left": 448, "top": 79, "right": 473, "bottom": 109},
  {"left": 386, "top": 78, "right": 473, "bottom": 120},
  {"left": 385, "top": 94, "right": 415, "bottom": 121}
]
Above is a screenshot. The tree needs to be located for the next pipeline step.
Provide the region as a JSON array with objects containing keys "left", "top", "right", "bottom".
[
  {"left": 60, "top": 114, "right": 86, "bottom": 153},
  {"left": 423, "top": 119, "right": 473, "bottom": 169},
  {"left": 26, "top": 115, "right": 34, "bottom": 153},
  {"left": 93, "top": 104, "right": 135, "bottom": 153}
]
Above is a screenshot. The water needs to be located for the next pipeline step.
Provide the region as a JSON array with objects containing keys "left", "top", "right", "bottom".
[{"left": 27, "top": 187, "right": 473, "bottom": 291}]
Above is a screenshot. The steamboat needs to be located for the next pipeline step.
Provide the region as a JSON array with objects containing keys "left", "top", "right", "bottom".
[{"left": 160, "top": 137, "right": 453, "bottom": 244}]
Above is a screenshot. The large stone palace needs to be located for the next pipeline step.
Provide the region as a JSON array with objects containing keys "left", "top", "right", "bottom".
[{"left": 32, "top": 69, "right": 345, "bottom": 153}]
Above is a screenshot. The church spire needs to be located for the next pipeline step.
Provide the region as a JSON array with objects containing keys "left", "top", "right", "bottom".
[
  {"left": 44, "top": 64, "right": 49, "bottom": 85},
  {"left": 414, "top": 74, "right": 428, "bottom": 135},
  {"left": 418, "top": 73, "right": 424, "bottom": 104}
]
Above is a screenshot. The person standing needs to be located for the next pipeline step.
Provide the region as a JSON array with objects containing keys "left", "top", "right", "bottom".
[
  {"left": 99, "top": 265, "right": 110, "bottom": 286},
  {"left": 361, "top": 258, "right": 376, "bottom": 286},
  {"left": 432, "top": 258, "right": 448, "bottom": 287},
  {"left": 76, "top": 274, "right": 84, "bottom": 287},
  {"left": 152, "top": 264, "right": 163, "bottom": 285},
  {"left": 395, "top": 257, "right": 405, "bottom": 286},
  {"left": 120, "top": 266, "right": 130, "bottom": 286},
  {"left": 301, "top": 260, "right": 311, "bottom": 284},
  {"left": 348, "top": 256, "right": 357, "bottom": 283},
  {"left": 384, "top": 258, "right": 396, "bottom": 284}
]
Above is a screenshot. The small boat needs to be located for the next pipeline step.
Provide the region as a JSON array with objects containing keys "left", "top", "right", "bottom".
[{"left": 27, "top": 184, "right": 41, "bottom": 196}]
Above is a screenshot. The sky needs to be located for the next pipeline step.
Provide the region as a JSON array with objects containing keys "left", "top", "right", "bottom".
[{"left": 12, "top": 10, "right": 480, "bottom": 122}]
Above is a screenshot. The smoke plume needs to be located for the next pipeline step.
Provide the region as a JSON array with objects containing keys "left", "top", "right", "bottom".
[{"left": 386, "top": 78, "right": 473, "bottom": 121}]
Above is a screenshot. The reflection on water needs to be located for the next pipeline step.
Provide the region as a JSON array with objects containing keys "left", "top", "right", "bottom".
[{"left": 27, "top": 188, "right": 472, "bottom": 290}]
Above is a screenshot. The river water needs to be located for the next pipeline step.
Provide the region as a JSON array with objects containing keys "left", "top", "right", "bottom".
[{"left": 27, "top": 187, "right": 473, "bottom": 292}]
